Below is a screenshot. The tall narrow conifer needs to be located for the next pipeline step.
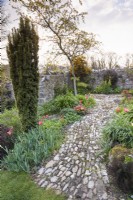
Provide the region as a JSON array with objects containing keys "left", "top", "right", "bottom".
[{"left": 7, "top": 17, "right": 39, "bottom": 131}]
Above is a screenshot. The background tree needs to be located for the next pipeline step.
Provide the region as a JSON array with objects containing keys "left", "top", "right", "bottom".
[
  {"left": 11, "top": 0, "right": 98, "bottom": 95},
  {"left": 1, "top": 3, "right": 10, "bottom": 49},
  {"left": 7, "top": 16, "right": 39, "bottom": 132},
  {"left": 70, "top": 55, "right": 91, "bottom": 80},
  {"left": 125, "top": 54, "right": 133, "bottom": 69}
]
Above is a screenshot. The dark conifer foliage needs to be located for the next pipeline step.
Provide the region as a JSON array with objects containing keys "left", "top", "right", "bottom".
[{"left": 7, "top": 17, "right": 39, "bottom": 132}]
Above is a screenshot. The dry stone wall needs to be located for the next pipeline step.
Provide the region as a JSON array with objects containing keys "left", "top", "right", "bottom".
[
  {"left": 5, "top": 69, "right": 133, "bottom": 106},
  {"left": 88, "top": 69, "right": 133, "bottom": 90},
  {"left": 38, "top": 74, "right": 69, "bottom": 104}
]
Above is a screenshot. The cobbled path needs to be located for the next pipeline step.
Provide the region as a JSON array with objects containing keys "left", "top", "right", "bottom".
[{"left": 35, "top": 95, "right": 126, "bottom": 200}]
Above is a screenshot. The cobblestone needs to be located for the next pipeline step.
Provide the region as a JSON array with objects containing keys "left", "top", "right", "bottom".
[{"left": 34, "top": 95, "right": 126, "bottom": 199}]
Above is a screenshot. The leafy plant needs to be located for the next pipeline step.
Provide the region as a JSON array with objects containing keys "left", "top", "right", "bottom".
[
  {"left": 0, "top": 124, "right": 14, "bottom": 160},
  {"left": 101, "top": 114, "right": 133, "bottom": 154},
  {"left": 38, "top": 99, "right": 58, "bottom": 116},
  {"left": 54, "top": 84, "right": 68, "bottom": 97},
  {"left": 61, "top": 108, "right": 81, "bottom": 124},
  {"left": 77, "top": 81, "right": 89, "bottom": 94},
  {"left": 76, "top": 94, "right": 96, "bottom": 108},
  {"left": 103, "top": 69, "right": 118, "bottom": 88},
  {"left": 54, "top": 93, "right": 78, "bottom": 111},
  {"left": 0, "top": 108, "right": 22, "bottom": 135},
  {"left": 1, "top": 120, "right": 63, "bottom": 172},
  {"left": 94, "top": 81, "right": 113, "bottom": 94}
]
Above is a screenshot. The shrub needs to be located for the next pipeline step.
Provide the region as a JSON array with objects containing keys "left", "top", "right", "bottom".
[
  {"left": 103, "top": 69, "right": 118, "bottom": 88},
  {"left": 108, "top": 145, "right": 133, "bottom": 193},
  {"left": 38, "top": 100, "right": 58, "bottom": 116},
  {"left": 63, "top": 112, "right": 81, "bottom": 124},
  {"left": 0, "top": 124, "right": 14, "bottom": 160},
  {"left": 0, "top": 108, "right": 22, "bottom": 135},
  {"left": 53, "top": 93, "right": 78, "bottom": 111},
  {"left": 77, "top": 81, "right": 89, "bottom": 95},
  {"left": 54, "top": 84, "right": 68, "bottom": 97},
  {"left": 1, "top": 120, "right": 63, "bottom": 172},
  {"left": 76, "top": 94, "right": 96, "bottom": 108},
  {"left": 70, "top": 55, "right": 91, "bottom": 79},
  {"left": 39, "top": 93, "right": 95, "bottom": 117},
  {"left": 101, "top": 114, "right": 133, "bottom": 154},
  {"left": 94, "top": 81, "right": 113, "bottom": 94}
]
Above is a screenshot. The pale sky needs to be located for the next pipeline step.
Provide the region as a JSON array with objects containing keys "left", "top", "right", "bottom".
[{"left": 1, "top": 0, "right": 133, "bottom": 65}]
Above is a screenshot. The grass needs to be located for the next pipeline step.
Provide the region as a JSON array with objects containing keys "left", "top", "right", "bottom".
[{"left": 0, "top": 171, "right": 66, "bottom": 200}]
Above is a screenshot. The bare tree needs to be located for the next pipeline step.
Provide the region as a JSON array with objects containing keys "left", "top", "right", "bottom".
[
  {"left": 125, "top": 54, "right": 133, "bottom": 69},
  {"left": 1, "top": 4, "right": 10, "bottom": 46},
  {"left": 11, "top": 0, "right": 98, "bottom": 95},
  {"left": 107, "top": 52, "right": 119, "bottom": 69}
]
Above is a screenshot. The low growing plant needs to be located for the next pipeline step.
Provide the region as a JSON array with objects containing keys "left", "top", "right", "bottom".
[
  {"left": 0, "top": 124, "right": 14, "bottom": 160},
  {"left": 1, "top": 120, "right": 64, "bottom": 172},
  {"left": 101, "top": 114, "right": 133, "bottom": 154},
  {"left": 0, "top": 108, "right": 22, "bottom": 135},
  {"left": 94, "top": 81, "right": 113, "bottom": 94}
]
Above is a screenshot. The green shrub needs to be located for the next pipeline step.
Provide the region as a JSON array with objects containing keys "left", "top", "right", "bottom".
[
  {"left": 103, "top": 69, "right": 118, "bottom": 87},
  {"left": 53, "top": 93, "right": 78, "bottom": 111},
  {"left": 38, "top": 100, "right": 58, "bottom": 116},
  {"left": 0, "top": 108, "right": 22, "bottom": 134},
  {"left": 38, "top": 93, "right": 79, "bottom": 116},
  {"left": 113, "top": 87, "right": 122, "bottom": 94},
  {"left": 77, "top": 81, "right": 89, "bottom": 95},
  {"left": 101, "top": 114, "right": 133, "bottom": 154},
  {"left": 38, "top": 93, "right": 96, "bottom": 118},
  {"left": 76, "top": 94, "right": 95, "bottom": 108},
  {"left": 108, "top": 145, "right": 133, "bottom": 193},
  {"left": 64, "top": 112, "right": 81, "bottom": 124},
  {"left": 94, "top": 81, "right": 113, "bottom": 94},
  {"left": 60, "top": 108, "right": 81, "bottom": 124},
  {"left": 1, "top": 120, "right": 63, "bottom": 172},
  {"left": 54, "top": 84, "right": 68, "bottom": 97}
]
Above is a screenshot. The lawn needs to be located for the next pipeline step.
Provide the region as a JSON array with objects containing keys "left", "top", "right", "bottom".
[{"left": 0, "top": 171, "right": 66, "bottom": 200}]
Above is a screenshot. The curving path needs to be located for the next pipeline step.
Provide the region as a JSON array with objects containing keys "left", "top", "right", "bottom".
[{"left": 34, "top": 95, "right": 126, "bottom": 200}]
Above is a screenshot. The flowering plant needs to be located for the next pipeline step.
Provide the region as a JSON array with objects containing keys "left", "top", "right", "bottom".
[
  {"left": 74, "top": 104, "right": 87, "bottom": 115},
  {"left": 38, "top": 115, "right": 49, "bottom": 126}
]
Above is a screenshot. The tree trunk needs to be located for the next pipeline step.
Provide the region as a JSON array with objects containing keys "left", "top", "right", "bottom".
[{"left": 71, "top": 62, "right": 77, "bottom": 95}]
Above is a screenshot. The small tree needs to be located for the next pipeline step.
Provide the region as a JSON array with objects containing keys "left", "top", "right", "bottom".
[
  {"left": 7, "top": 17, "right": 39, "bottom": 132},
  {"left": 70, "top": 55, "right": 91, "bottom": 80},
  {"left": 11, "top": 0, "right": 98, "bottom": 95}
]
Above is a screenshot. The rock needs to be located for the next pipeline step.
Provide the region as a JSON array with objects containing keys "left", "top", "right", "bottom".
[
  {"left": 45, "top": 160, "right": 56, "bottom": 168},
  {"left": 85, "top": 170, "right": 91, "bottom": 176},
  {"left": 72, "top": 166, "right": 78, "bottom": 173},
  {"left": 102, "top": 192, "right": 108, "bottom": 199},
  {"left": 83, "top": 177, "right": 88, "bottom": 185},
  {"left": 45, "top": 168, "right": 52, "bottom": 174},
  {"left": 38, "top": 167, "right": 45, "bottom": 175},
  {"left": 54, "top": 154, "right": 60, "bottom": 161},
  {"left": 65, "top": 171, "right": 71, "bottom": 177},
  {"left": 51, "top": 176, "right": 58, "bottom": 183},
  {"left": 63, "top": 183, "right": 69, "bottom": 191},
  {"left": 88, "top": 181, "right": 94, "bottom": 189}
]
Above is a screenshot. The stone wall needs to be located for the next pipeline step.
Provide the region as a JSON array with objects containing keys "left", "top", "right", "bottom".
[
  {"left": 88, "top": 68, "right": 133, "bottom": 90},
  {"left": 38, "top": 74, "right": 69, "bottom": 104},
  {"left": 5, "top": 69, "right": 133, "bottom": 106}
]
